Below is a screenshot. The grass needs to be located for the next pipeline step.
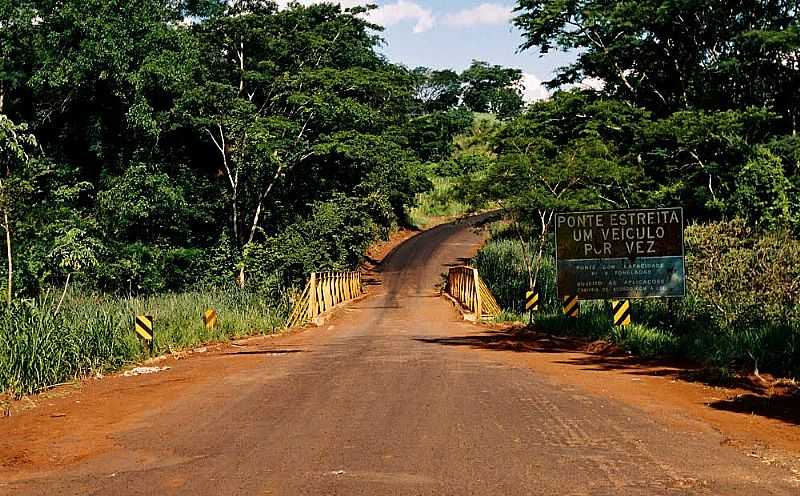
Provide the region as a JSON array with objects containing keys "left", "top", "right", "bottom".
[
  {"left": 408, "top": 176, "right": 472, "bottom": 229},
  {"left": 472, "top": 223, "right": 800, "bottom": 378},
  {"left": 0, "top": 288, "right": 288, "bottom": 397}
]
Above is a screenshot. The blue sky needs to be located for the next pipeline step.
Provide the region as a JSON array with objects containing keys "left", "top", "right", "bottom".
[
  {"left": 280, "top": 1, "right": 579, "bottom": 100},
  {"left": 370, "top": 2, "right": 574, "bottom": 75}
]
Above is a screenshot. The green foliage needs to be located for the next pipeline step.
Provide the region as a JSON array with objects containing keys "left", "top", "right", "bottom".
[
  {"left": 642, "top": 107, "right": 778, "bottom": 217},
  {"left": 475, "top": 219, "right": 800, "bottom": 377},
  {"left": 244, "top": 193, "right": 388, "bottom": 291},
  {"left": 0, "top": 289, "right": 287, "bottom": 396},
  {"left": 685, "top": 219, "right": 800, "bottom": 331},
  {"left": 404, "top": 109, "right": 473, "bottom": 162},
  {"left": 463, "top": 91, "right": 645, "bottom": 217},
  {"left": 1, "top": 1, "right": 451, "bottom": 298},
  {"left": 412, "top": 67, "right": 462, "bottom": 113},
  {"left": 732, "top": 148, "right": 792, "bottom": 231},
  {"left": 408, "top": 176, "right": 472, "bottom": 229},
  {"left": 472, "top": 224, "right": 557, "bottom": 313},
  {"left": 514, "top": 0, "right": 800, "bottom": 125},
  {"left": 97, "top": 164, "right": 191, "bottom": 242},
  {"left": 460, "top": 61, "right": 525, "bottom": 119}
]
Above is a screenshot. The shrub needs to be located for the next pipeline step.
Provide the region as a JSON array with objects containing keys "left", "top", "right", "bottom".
[
  {"left": 244, "top": 193, "right": 386, "bottom": 290},
  {"left": 407, "top": 176, "right": 471, "bottom": 228},
  {"left": 732, "top": 147, "right": 792, "bottom": 231}
]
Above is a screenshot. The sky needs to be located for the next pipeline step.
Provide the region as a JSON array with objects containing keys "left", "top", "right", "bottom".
[{"left": 277, "top": 0, "right": 580, "bottom": 102}]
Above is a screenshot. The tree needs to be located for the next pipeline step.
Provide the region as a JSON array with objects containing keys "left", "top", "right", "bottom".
[
  {"left": 404, "top": 108, "right": 473, "bottom": 162},
  {"left": 0, "top": 115, "right": 37, "bottom": 304},
  {"left": 514, "top": 0, "right": 800, "bottom": 129},
  {"left": 460, "top": 61, "right": 524, "bottom": 118},
  {"left": 411, "top": 67, "right": 462, "bottom": 113},
  {"left": 462, "top": 91, "right": 641, "bottom": 290},
  {"left": 641, "top": 108, "right": 777, "bottom": 218},
  {"left": 733, "top": 147, "right": 793, "bottom": 231},
  {"left": 0, "top": 1, "right": 39, "bottom": 116}
]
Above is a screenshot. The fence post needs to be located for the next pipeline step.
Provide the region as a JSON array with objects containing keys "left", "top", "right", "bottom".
[
  {"left": 473, "top": 267, "right": 482, "bottom": 319},
  {"left": 309, "top": 273, "right": 318, "bottom": 319}
]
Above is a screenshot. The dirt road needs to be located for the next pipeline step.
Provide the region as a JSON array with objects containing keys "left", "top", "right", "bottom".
[{"left": 2, "top": 217, "right": 798, "bottom": 495}]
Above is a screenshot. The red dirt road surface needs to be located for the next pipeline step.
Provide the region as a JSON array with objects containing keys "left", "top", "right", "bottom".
[{"left": 2, "top": 216, "right": 799, "bottom": 495}]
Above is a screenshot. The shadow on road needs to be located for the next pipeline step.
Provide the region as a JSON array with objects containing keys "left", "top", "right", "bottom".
[
  {"left": 709, "top": 393, "right": 800, "bottom": 425},
  {"left": 223, "top": 349, "right": 307, "bottom": 356},
  {"left": 414, "top": 331, "right": 584, "bottom": 355},
  {"left": 415, "top": 328, "right": 800, "bottom": 426}
]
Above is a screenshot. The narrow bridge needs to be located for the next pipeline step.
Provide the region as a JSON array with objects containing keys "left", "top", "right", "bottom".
[{"left": 2, "top": 216, "right": 796, "bottom": 495}]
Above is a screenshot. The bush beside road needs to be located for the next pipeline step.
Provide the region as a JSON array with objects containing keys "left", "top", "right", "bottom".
[{"left": 474, "top": 221, "right": 800, "bottom": 380}]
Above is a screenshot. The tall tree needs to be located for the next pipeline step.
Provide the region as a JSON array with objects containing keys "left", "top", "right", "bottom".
[
  {"left": 514, "top": 0, "right": 800, "bottom": 129},
  {"left": 460, "top": 61, "right": 525, "bottom": 118},
  {"left": 411, "top": 67, "right": 463, "bottom": 114},
  {"left": 0, "top": 115, "right": 37, "bottom": 303}
]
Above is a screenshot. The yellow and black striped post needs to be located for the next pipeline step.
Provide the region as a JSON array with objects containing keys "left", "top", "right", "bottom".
[
  {"left": 203, "top": 308, "right": 218, "bottom": 330},
  {"left": 562, "top": 295, "right": 580, "bottom": 318},
  {"left": 525, "top": 289, "right": 540, "bottom": 312},
  {"left": 611, "top": 300, "right": 632, "bottom": 327},
  {"left": 134, "top": 315, "right": 154, "bottom": 351},
  {"left": 525, "top": 289, "right": 540, "bottom": 324}
]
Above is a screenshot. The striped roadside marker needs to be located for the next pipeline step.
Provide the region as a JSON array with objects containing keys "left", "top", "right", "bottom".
[
  {"left": 612, "top": 300, "right": 632, "bottom": 327},
  {"left": 203, "top": 308, "right": 218, "bottom": 330},
  {"left": 525, "top": 289, "right": 540, "bottom": 312},
  {"left": 134, "top": 315, "right": 154, "bottom": 350},
  {"left": 562, "top": 295, "right": 580, "bottom": 318}
]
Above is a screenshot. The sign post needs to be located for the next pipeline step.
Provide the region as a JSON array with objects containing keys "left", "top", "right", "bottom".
[
  {"left": 525, "top": 289, "right": 539, "bottom": 323},
  {"left": 134, "top": 315, "right": 154, "bottom": 352},
  {"left": 555, "top": 208, "right": 685, "bottom": 301}
]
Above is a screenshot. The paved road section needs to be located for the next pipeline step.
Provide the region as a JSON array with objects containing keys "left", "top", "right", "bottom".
[{"left": 4, "top": 217, "right": 798, "bottom": 495}]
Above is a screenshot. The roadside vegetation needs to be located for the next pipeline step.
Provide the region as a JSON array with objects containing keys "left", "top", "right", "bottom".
[
  {"left": 451, "top": 1, "right": 800, "bottom": 379},
  {"left": 0, "top": 289, "right": 286, "bottom": 396},
  {"left": 475, "top": 223, "right": 800, "bottom": 378},
  {"left": 408, "top": 176, "right": 471, "bottom": 229}
]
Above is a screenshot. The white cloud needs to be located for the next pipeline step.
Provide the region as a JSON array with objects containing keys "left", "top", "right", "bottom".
[
  {"left": 367, "top": 1, "right": 435, "bottom": 34},
  {"left": 562, "top": 76, "right": 606, "bottom": 92},
  {"left": 442, "top": 3, "right": 513, "bottom": 28},
  {"left": 576, "top": 77, "right": 605, "bottom": 91},
  {"left": 274, "top": 0, "right": 434, "bottom": 34},
  {"left": 274, "top": 1, "right": 368, "bottom": 9},
  {"left": 521, "top": 73, "right": 550, "bottom": 103}
]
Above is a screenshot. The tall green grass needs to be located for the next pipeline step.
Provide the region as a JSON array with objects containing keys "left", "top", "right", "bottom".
[
  {"left": 471, "top": 231, "right": 557, "bottom": 314},
  {"left": 472, "top": 223, "right": 800, "bottom": 378},
  {"left": 408, "top": 176, "right": 471, "bottom": 228},
  {"left": 0, "top": 289, "right": 288, "bottom": 396}
]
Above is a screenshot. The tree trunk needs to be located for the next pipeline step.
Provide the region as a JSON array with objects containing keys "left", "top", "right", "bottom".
[
  {"left": 3, "top": 208, "right": 11, "bottom": 306},
  {"left": 54, "top": 272, "right": 71, "bottom": 315},
  {"left": 531, "top": 209, "right": 553, "bottom": 291}
]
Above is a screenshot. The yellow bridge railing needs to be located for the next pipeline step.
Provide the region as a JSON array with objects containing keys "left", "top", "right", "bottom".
[
  {"left": 445, "top": 266, "right": 501, "bottom": 320},
  {"left": 287, "top": 271, "right": 364, "bottom": 328}
]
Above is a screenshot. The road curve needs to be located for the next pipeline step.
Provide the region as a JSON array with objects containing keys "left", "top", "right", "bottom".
[{"left": 4, "top": 216, "right": 798, "bottom": 495}]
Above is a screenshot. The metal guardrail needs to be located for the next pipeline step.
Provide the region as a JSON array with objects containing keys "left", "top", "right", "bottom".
[
  {"left": 445, "top": 266, "right": 501, "bottom": 319},
  {"left": 287, "top": 271, "right": 364, "bottom": 328}
]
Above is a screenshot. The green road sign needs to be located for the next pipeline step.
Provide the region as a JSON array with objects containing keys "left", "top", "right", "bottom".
[{"left": 555, "top": 208, "right": 686, "bottom": 300}]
